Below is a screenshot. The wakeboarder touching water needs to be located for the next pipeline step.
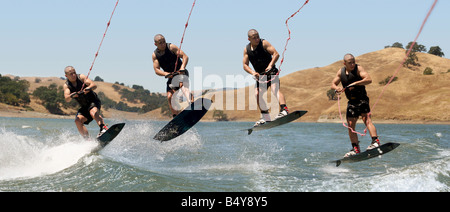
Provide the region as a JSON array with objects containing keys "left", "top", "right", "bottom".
[
  {"left": 63, "top": 66, "right": 108, "bottom": 139},
  {"left": 330, "top": 53, "right": 381, "bottom": 157}
]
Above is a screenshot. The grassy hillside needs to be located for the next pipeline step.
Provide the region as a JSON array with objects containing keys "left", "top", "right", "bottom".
[
  {"left": 2, "top": 48, "right": 449, "bottom": 123},
  {"left": 203, "top": 48, "right": 450, "bottom": 123}
]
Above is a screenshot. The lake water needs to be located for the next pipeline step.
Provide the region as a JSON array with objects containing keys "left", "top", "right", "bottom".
[{"left": 0, "top": 117, "right": 448, "bottom": 192}]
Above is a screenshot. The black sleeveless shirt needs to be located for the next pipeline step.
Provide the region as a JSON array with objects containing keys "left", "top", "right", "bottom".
[
  {"left": 154, "top": 43, "right": 182, "bottom": 73},
  {"left": 246, "top": 39, "right": 274, "bottom": 74},
  {"left": 340, "top": 65, "right": 369, "bottom": 101},
  {"left": 65, "top": 74, "right": 99, "bottom": 108}
]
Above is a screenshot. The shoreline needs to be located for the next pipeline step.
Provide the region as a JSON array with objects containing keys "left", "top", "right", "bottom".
[{"left": 1, "top": 110, "right": 449, "bottom": 125}]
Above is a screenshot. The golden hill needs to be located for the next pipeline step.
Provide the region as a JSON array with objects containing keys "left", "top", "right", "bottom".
[
  {"left": 2, "top": 48, "right": 449, "bottom": 124},
  {"left": 202, "top": 48, "right": 450, "bottom": 123}
]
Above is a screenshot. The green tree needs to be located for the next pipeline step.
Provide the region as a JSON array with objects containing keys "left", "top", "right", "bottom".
[
  {"left": 385, "top": 42, "right": 403, "bottom": 49},
  {"left": 391, "top": 42, "right": 404, "bottom": 49},
  {"left": 132, "top": 84, "right": 144, "bottom": 90},
  {"left": 118, "top": 85, "right": 167, "bottom": 113},
  {"left": 0, "top": 75, "right": 30, "bottom": 106},
  {"left": 1, "top": 93, "right": 19, "bottom": 106},
  {"left": 403, "top": 42, "right": 427, "bottom": 68},
  {"left": 112, "top": 84, "right": 121, "bottom": 91},
  {"left": 423, "top": 67, "right": 433, "bottom": 75},
  {"left": 406, "top": 42, "right": 427, "bottom": 52},
  {"left": 213, "top": 109, "right": 228, "bottom": 121},
  {"left": 97, "top": 91, "right": 117, "bottom": 110},
  {"left": 32, "top": 83, "right": 66, "bottom": 114},
  {"left": 326, "top": 89, "right": 337, "bottom": 100},
  {"left": 379, "top": 76, "right": 398, "bottom": 85},
  {"left": 94, "top": 76, "right": 104, "bottom": 82},
  {"left": 404, "top": 51, "right": 419, "bottom": 68},
  {"left": 428, "top": 46, "right": 445, "bottom": 57},
  {"left": 160, "top": 102, "right": 171, "bottom": 117}
]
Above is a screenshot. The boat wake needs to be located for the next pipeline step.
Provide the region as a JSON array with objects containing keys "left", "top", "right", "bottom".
[{"left": 0, "top": 128, "right": 97, "bottom": 180}]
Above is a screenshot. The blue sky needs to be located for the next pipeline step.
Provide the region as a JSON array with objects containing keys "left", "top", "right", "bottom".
[{"left": 1, "top": 0, "right": 448, "bottom": 93}]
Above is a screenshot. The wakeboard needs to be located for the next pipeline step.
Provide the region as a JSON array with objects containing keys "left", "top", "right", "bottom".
[
  {"left": 97, "top": 123, "right": 125, "bottom": 148},
  {"left": 153, "top": 98, "right": 212, "bottom": 142},
  {"left": 247, "top": 110, "right": 307, "bottom": 135},
  {"left": 333, "top": 142, "right": 400, "bottom": 167}
]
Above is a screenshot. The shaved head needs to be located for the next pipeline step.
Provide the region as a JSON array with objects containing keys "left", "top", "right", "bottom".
[
  {"left": 343, "top": 53, "right": 355, "bottom": 61},
  {"left": 343, "top": 53, "right": 356, "bottom": 70},
  {"left": 248, "top": 29, "right": 259, "bottom": 38},
  {"left": 154, "top": 34, "right": 165, "bottom": 43},
  {"left": 64, "top": 66, "right": 75, "bottom": 75},
  {"left": 154, "top": 34, "right": 167, "bottom": 51}
]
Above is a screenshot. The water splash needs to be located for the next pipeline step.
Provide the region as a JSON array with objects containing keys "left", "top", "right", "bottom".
[{"left": 0, "top": 128, "right": 97, "bottom": 180}]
